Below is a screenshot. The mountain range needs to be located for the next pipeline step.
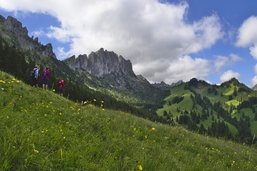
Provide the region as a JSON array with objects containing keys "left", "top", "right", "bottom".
[
  {"left": 0, "top": 15, "right": 257, "bottom": 144},
  {"left": 157, "top": 77, "right": 257, "bottom": 143}
]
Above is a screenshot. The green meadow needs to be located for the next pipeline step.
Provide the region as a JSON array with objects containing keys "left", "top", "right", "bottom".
[{"left": 1, "top": 71, "right": 257, "bottom": 170}]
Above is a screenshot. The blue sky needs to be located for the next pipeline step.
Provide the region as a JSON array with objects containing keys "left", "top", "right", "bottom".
[
  {"left": 184, "top": 0, "right": 257, "bottom": 85},
  {"left": 0, "top": 0, "right": 257, "bottom": 86}
]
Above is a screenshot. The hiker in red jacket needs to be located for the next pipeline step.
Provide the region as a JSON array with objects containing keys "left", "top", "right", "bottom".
[{"left": 58, "top": 79, "right": 64, "bottom": 96}]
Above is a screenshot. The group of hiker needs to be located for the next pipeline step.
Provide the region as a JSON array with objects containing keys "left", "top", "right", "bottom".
[{"left": 31, "top": 64, "right": 64, "bottom": 96}]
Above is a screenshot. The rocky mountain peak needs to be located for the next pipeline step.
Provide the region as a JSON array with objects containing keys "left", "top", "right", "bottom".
[
  {"left": 221, "top": 78, "right": 241, "bottom": 87},
  {"left": 5, "top": 16, "right": 28, "bottom": 36},
  {"left": 0, "top": 15, "right": 56, "bottom": 59},
  {"left": 152, "top": 81, "right": 172, "bottom": 90},
  {"left": 65, "top": 48, "right": 135, "bottom": 78},
  {"left": 64, "top": 48, "right": 159, "bottom": 90}
]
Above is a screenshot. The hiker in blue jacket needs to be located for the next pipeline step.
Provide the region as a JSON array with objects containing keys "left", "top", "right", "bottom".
[{"left": 32, "top": 64, "right": 40, "bottom": 87}]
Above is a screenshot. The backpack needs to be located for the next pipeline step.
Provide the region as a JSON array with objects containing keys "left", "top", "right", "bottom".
[{"left": 32, "top": 68, "right": 36, "bottom": 78}]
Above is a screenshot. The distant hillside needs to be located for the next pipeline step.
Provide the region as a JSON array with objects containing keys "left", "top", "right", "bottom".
[
  {"left": 1, "top": 71, "right": 257, "bottom": 170},
  {"left": 157, "top": 78, "right": 257, "bottom": 144}
]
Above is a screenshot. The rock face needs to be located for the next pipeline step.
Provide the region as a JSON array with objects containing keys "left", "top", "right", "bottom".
[
  {"left": 65, "top": 48, "right": 135, "bottom": 78},
  {"left": 152, "top": 81, "right": 171, "bottom": 90},
  {"left": 65, "top": 48, "right": 153, "bottom": 90},
  {"left": 0, "top": 15, "right": 56, "bottom": 58},
  {"left": 65, "top": 48, "right": 168, "bottom": 104}
]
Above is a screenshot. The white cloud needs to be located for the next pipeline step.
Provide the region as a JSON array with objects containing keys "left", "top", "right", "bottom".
[
  {"left": 237, "top": 16, "right": 257, "bottom": 60},
  {"left": 31, "top": 29, "right": 45, "bottom": 37},
  {"left": 214, "top": 53, "right": 242, "bottom": 71},
  {"left": 230, "top": 53, "right": 242, "bottom": 62},
  {"left": 47, "top": 26, "right": 72, "bottom": 43},
  {"left": 134, "top": 55, "right": 210, "bottom": 83},
  {"left": 250, "top": 45, "right": 257, "bottom": 60},
  {"left": 214, "top": 56, "right": 229, "bottom": 71},
  {"left": 55, "top": 47, "right": 72, "bottom": 60},
  {"left": 220, "top": 70, "right": 240, "bottom": 83},
  {"left": 251, "top": 75, "right": 257, "bottom": 86},
  {"left": 0, "top": 0, "right": 223, "bottom": 83},
  {"left": 236, "top": 16, "right": 257, "bottom": 47}
]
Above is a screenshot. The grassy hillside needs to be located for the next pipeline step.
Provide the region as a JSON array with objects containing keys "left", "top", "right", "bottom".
[
  {"left": 157, "top": 78, "right": 257, "bottom": 143},
  {"left": 1, "top": 72, "right": 257, "bottom": 170}
]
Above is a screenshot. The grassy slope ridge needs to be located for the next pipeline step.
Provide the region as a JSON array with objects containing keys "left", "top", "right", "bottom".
[
  {"left": 1, "top": 72, "right": 257, "bottom": 170},
  {"left": 157, "top": 78, "right": 257, "bottom": 141}
]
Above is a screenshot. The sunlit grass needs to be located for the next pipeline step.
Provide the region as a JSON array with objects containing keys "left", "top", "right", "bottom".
[
  {"left": 226, "top": 99, "right": 240, "bottom": 107},
  {"left": 1, "top": 71, "right": 257, "bottom": 170}
]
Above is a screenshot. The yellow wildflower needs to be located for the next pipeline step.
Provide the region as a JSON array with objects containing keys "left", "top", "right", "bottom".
[
  {"left": 33, "top": 149, "right": 39, "bottom": 154},
  {"left": 0, "top": 80, "right": 6, "bottom": 84},
  {"left": 151, "top": 127, "right": 156, "bottom": 131},
  {"left": 137, "top": 164, "right": 143, "bottom": 171}
]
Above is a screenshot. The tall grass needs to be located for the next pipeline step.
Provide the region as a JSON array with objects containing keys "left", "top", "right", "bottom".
[{"left": 1, "top": 71, "right": 257, "bottom": 170}]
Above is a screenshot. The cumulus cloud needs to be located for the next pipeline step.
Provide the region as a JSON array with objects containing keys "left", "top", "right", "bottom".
[
  {"left": 46, "top": 26, "right": 72, "bottom": 43},
  {"left": 214, "top": 53, "right": 242, "bottom": 71},
  {"left": 134, "top": 55, "right": 210, "bottom": 83},
  {"left": 250, "top": 46, "right": 257, "bottom": 60},
  {"left": 236, "top": 16, "right": 257, "bottom": 47},
  {"left": 214, "top": 56, "right": 228, "bottom": 71},
  {"left": 237, "top": 16, "right": 257, "bottom": 60},
  {"left": 31, "top": 29, "right": 45, "bottom": 37},
  {"left": 220, "top": 70, "right": 240, "bottom": 83},
  {"left": 55, "top": 47, "right": 72, "bottom": 60},
  {"left": 230, "top": 53, "right": 242, "bottom": 62},
  {"left": 0, "top": 0, "right": 223, "bottom": 83},
  {"left": 252, "top": 76, "right": 257, "bottom": 86}
]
